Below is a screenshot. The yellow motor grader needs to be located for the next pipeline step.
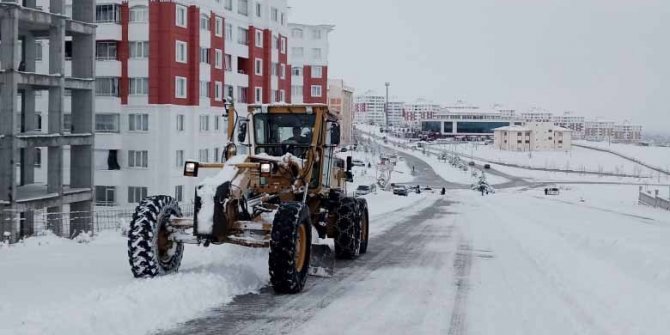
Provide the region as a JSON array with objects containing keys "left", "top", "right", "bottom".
[{"left": 127, "top": 102, "right": 369, "bottom": 293}]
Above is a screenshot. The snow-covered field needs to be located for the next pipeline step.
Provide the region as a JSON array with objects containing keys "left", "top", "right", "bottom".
[
  {"left": 458, "top": 187, "right": 670, "bottom": 334},
  {"left": 491, "top": 163, "right": 667, "bottom": 184},
  {"left": 576, "top": 140, "right": 670, "bottom": 172},
  {"left": 0, "top": 149, "right": 422, "bottom": 335}
]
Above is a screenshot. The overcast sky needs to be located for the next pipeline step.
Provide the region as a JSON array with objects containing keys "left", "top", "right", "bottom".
[{"left": 288, "top": 0, "right": 669, "bottom": 133}]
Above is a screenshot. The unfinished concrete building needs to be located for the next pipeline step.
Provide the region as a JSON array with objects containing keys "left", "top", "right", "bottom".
[{"left": 0, "top": 0, "right": 95, "bottom": 241}]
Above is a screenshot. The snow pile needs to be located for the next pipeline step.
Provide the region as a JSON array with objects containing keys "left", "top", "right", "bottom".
[
  {"left": 196, "top": 154, "right": 247, "bottom": 235},
  {"left": 0, "top": 232, "right": 269, "bottom": 335}
]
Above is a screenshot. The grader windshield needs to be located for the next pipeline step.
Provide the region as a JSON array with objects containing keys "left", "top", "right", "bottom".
[{"left": 254, "top": 113, "right": 316, "bottom": 157}]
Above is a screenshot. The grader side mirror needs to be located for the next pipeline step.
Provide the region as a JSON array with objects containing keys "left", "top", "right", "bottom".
[
  {"left": 237, "top": 121, "right": 247, "bottom": 143},
  {"left": 346, "top": 156, "right": 352, "bottom": 172}
]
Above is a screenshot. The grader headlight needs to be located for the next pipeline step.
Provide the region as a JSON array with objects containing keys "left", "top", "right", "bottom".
[
  {"left": 183, "top": 161, "right": 199, "bottom": 177},
  {"left": 260, "top": 163, "right": 272, "bottom": 174}
]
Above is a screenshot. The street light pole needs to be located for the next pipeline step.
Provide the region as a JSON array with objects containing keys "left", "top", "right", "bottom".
[{"left": 385, "top": 82, "right": 390, "bottom": 130}]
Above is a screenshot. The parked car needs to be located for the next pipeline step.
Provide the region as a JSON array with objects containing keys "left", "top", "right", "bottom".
[
  {"left": 544, "top": 187, "right": 560, "bottom": 195},
  {"left": 352, "top": 159, "right": 366, "bottom": 167},
  {"left": 468, "top": 161, "right": 476, "bottom": 166},
  {"left": 354, "top": 184, "right": 377, "bottom": 197},
  {"left": 393, "top": 185, "right": 409, "bottom": 196},
  {"left": 484, "top": 164, "right": 491, "bottom": 169}
]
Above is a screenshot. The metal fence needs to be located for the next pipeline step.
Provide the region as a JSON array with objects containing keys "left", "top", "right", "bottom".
[
  {"left": 1, "top": 203, "right": 194, "bottom": 244},
  {"left": 638, "top": 188, "right": 670, "bottom": 211}
]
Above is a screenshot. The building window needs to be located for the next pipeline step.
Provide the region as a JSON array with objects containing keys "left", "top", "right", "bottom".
[
  {"left": 292, "top": 47, "right": 303, "bottom": 57},
  {"left": 128, "top": 113, "right": 149, "bottom": 131},
  {"left": 238, "top": 0, "right": 248, "bottom": 16},
  {"left": 34, "top": 148, "right": 41, "bottom": 168},
  {"left": 238, "top": 27, "right": 249, "bottom": 45},
  {"left": 255, "top": 2, "right": 262, "bottom": 17},
  {"left": 35, "top": 41, "right": 43, "bottom": 61},
  {"left": 225, "top": 23, "right": 233, "bottom": 41},
  {"left": 238, "top": 87, "right": 248, "bottom": 103},
  {"left": 128, "top": 150, "right": 148, "bottom": 168},
  {"left": 95, "top": 114, "right": 119, "bottom": 133},
  {"left": 175, "top": 76, "right": 187, "bottom": 99},
  {"left": 291, "top": 85, "right": 302, "bottom": 96},
  {"left": 312, "top": 66, "right": 323, "bottom": 78},
  {"left": 312, "top": 29, "right": 322, "bottom": 39},
  {"left": 279, "top": 90, "right": 285, "bottom": 103},
  {"left": 215, "top": 17, "right": 223, "bottom": 37},
  {"left": 129, "top": 6, "right": 148, "bottom": 23},
  {"left": 96, "top": 41, "right": 117, "bottom": 60},
  {"left": 280, "top": 64, "right": 286, "bottom": 79},
  {"left": 280, "top": 38, "right": 286, "bottom": 54},
  {"left": 95, "top": 186, "right": 116, "bottom": 206},
  {"left": 255, "top": 87, "right": 262, "bottom": 103},
  {"left": 255, "top": 29, "right": 263, "bottom": 48},
  {"left": 254, "top": 58, "right": 263, "bottom": 75},
  {"left": 176, "top": 150, "right": 184, "bottom": 168},
  {"left": 128, "top": 186, "right": 148, "bottom": 204},
  {"left": 215, "top": 49, "right": 223, "bottom": 69},
  {"left": 95, "top": 77, "right": 119, "bottom": 96},
  {"left": 174, "top": 185, "right": 184, "bottom": 202},
  {"left": 129, "top": 41, "right": 149, "bottom": 58},
  {"left": 281, "top": 12, "right": 285, "bottom": 25},
  {"left": 129, "top": 78, "right": 148, "bottom": 95},
  {"left": 176, "top": 41, "right": 187, "bottom": 63},
  {"left": 272, "top": 62, "right": 279, "bottom": 76},
  {"left": 291, "top": 28, "right": 303, "bottom": 38},
  {"left": 96, "top": 4, "right": 120, "bottom": 23},
  {"left": 176, "top": 114, "right": 184, "bottom": 131},
  {"left": 199, "top": 115, "right": 209, "bottom": 131},
  {"left": 200, "top": 14, "right": 210, "bottom": 31},
  {"left": 224, "top": 85, "right": 234, "bottom": 100},
  {"left": 200, "top": 47, "right": 210, "bottom": 64},
  {"left": 215, "top": 81, "right": 223, "bottom": 101},
  {"left": 292, "top": 66, "right": 302, "bottom": 76},
  {"left": 311, "top": 85, "right": 322, "bottom": 97},
  {"left": 213, "top": 147, "right": 220, "bottom": 162},
  {"left": 225, "top": 0, "right": 233, "bottom": 10},
  {"left": 312, "top": 48, "right": 322, "bottom": 60},
  {"left": 199, "top": 149, "right": 209, "bottom": 162},
  {"left": 200, "top": 81, "right": 210, "bottom": 98},
  {"left": 224, "top": 54, "right": 232, "bottom": 71},
  {"left": 176, "top": 5, "right": 187, "bottom": 27},
  {"left": 271, "top": 7, "right": 278, "bottom": 21}
]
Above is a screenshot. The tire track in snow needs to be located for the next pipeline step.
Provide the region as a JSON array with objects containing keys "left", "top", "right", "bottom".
[{"left": 448, "top": 238, "right": 473, "bottom": 335}]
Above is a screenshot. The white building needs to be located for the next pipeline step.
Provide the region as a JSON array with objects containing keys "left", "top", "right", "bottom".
[
  {"left": 419, "top": 105, "right": 520, "bottom": 139},
  {"left": 403, "top": 99, "right": 441, "bottom": 128},
  {"left": 288, "top": 23, "right": 333, "bottom": 104},
  {"left": 354, "top": 91, "right": 385, "bottom": 125},
  {"left": 613, "top": 121, "right": 642, "bottom": 143},
  {"left": 584, "top": 120, "right": 615, "bottom": 141},
  {"left": 494, "top": 122, "right": 572, "bottom": 151},
  {"left": 328, "top": 79, "right": 355, "bottom": 145},
  {"left": 387, "top": 100, "right": 405, "bottom": 127},
  {"left": 521, "top": 109, "right": 553, "bottom": 122},
  {"left": 553, "top": 112, "right": 585, "bottom": 139}
]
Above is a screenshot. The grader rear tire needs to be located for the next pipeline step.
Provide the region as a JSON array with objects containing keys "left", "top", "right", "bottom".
[
  {"left": 334, "top": 197, "right": 361, "bottom": 259},
  {"left": 127, "top": 196, "right": 184, "bottom": 278},
  {"left": 357, "top": 198, "right": 370, "bottom": 254},
  {"left": 269, "top": 202, "right": 312, "bottom": 294}
]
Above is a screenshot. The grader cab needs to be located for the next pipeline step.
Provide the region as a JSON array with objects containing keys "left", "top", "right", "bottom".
[{"left": 127, "top": 103, "right": 369, "bottom": 294}]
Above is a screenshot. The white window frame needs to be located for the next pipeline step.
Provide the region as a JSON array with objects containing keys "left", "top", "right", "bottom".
[
  {"left": 200, "top": 81, "right": 210, "bottom": 98},
  {"left": 176, "top": 5, "right": 187, "bottom": 28},
  {"left": 128, "top": 150, "right": 149, "bottom": 168},
  {"left": 175, "top": 185, "right": 184, "bottom": 202},
  {"left": 215, "top": 17, "right": 223, "bottom": 37},
  {"left": 225, "top": 23, "right": 233, "bottom": 41},
  {"left": 128, "top": 113, "right": 149, "bottom": 131},
  {"left": 215, "top": 81, "right": 223, "bottom": 101},
  {"left": 312, "top": 66, "right": 323, "bottom": 78},
  {"left": 279, "top": 90, "right": 285, "bottom": 102},
  {"left": 200, "top": 47, "right": 210, "bottom": 64},
  {"left": 129, "top": 41, "right": 149, "bottom": 58},
  {"left": 254, "top": 58, "right": 263, "bottom": 76},
  {"left": 280, "top": 64, "right": 286, "bottom": 79},
  {"left": 175, "top": 76, "right": 187, "bottom": 99},
  {"left": 199, "top": 115, "right": 210, "bottom": 132},
  {"left": 215, "top": 49, "right": 223, "bottom": 69},
  {"left": 129, "top": 5, "right": 148, "bottom": 23},
  {"left": 312, "top": 48, "right": 322, "bottom": 60},
  {"left": 280, "top": 38, "right": 286, "bottom": 54},
  {"left": 175, "top": 40, "right": 187, "bottom": 63},
  {"left": 176, "top": 114, "right": 185, "bottom": 131},
  {"left": 312, "top": 29, "right": 322, "bottom": 39},
  {"left": 255, "top": 87, "right": 262, "bottom": 103},
  {"left": 176, "top": 150, "right": 184, "bottom": 168},
  {"left": 129, "top": 78, "right": 148, "bottom": 95},
  {"left": 200, "top": 14, "right": 210, "bottom": 31},
  {"left": 311, "top": 85, "right": 322, "bottom": 97},
  {"left": 255, "top": 29, "right": 263, "bottom": 48}
]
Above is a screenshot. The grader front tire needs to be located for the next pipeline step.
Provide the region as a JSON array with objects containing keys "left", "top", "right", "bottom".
[
  {"left": 127, "top": 196, "right": 184, "bottom": 278},
  {"left": 334, "top": 197, "right": 361, "bottom": 259},
  {"left": 357, "top": 198, "right": 370, "bottom": 254},
  {"left": 269, "top": 202, "right": 312, "bottom": 294}
]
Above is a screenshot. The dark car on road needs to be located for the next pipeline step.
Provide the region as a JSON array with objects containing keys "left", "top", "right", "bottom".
[
  {"left": 393, "top": 185, "right": 409, "bottom": 196},
  {"left": 484, "top": 164, "right": 491, "bottom": 169}
]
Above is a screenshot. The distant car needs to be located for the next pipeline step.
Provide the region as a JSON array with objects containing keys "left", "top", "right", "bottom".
[
  {"left": 422, "top": 186, "right": 434, "bottom": 193},
  {"left": 340, "top": 147, "right": 348, "bottom": 152},
  {"left": 545, "top": 187, "right": 560, "bottom": 195},
  {"left": 468, "top": 161, "right": 475, "bottom": 166},
  {"left": 393, "top": 185, "right": 409, "bottom": 196},
  {"left": 352, "top": 159, "right": 366, "bottom": 167},
  {"left": 484, "top": 164, "right": 491, "bottom": 169},
  {"left": 355, "top": 184, "right": 377, "bottom": 197}
]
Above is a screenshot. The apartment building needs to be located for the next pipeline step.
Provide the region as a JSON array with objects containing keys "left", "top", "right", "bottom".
[
  {"left": 328, "top": 79, "right": 354, "bottom": 145},
  {"left": 354, "top": 91, "right": 385, "bottom": 126},
  {"left": 494, "top": 122, "right": 572, "bottom": 151},
  {"left": 288, "top": 23, "right": 332, "bottom": 104},
  {"left": 584, "top": 120, "right": 614, "bottom": 141},
  {"left": 402, "top": 99, "right": 440, "bottom": 128},
  {"left": 24, "top": 0, "right": 330, "bottom": 209},
  {"left": 553, "top": 112, "right": 585, "bottom": 139},
  {"left": 613, "top": 121, "right": 642, "bottom": 143}
]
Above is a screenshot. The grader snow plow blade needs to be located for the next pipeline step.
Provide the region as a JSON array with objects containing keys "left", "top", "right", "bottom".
[{"left": 309, "top": 243, "right": 335, "bottom": 277}]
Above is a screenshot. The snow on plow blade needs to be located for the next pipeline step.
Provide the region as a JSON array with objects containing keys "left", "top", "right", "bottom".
[{"left": 309, "top": 243, "right": 335, "bottom": 277}]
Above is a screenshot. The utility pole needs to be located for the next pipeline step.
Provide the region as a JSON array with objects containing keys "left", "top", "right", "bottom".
[{"left": 385, "top": 82, "right": 390, "bottom": 130}]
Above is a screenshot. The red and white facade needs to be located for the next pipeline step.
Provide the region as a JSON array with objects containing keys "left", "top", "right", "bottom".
[
  {"left": 30, "top": 0, "right": 330, "bottom": 208},
  {"left": 287, "top": 23, "right": 333, "bottom": 104}
]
